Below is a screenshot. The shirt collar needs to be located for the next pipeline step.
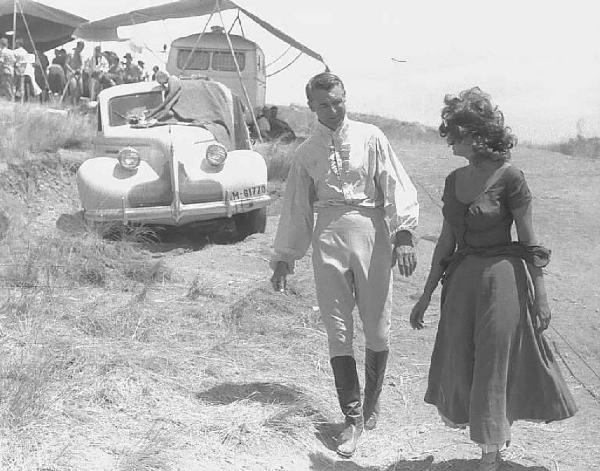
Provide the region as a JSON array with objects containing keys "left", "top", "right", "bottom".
[{"left": 316, "top": 116, "right": 350, "bottom": 141}]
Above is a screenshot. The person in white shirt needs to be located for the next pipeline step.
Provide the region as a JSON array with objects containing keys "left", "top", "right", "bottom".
[
  {"left": 270, "top": 72, "right": 419, "bottom": 458},
  {"left": 85, "top": 45, "right": 110, "bottom": 100},
  {"left": 66, "top": 41, "right": 85, "bottom": 103},
  {"left": 12, "top": 38, "right": 32, "bottom": 100},
  {"left": 0, "top": 37, "right": 15, "bottom": 100}
]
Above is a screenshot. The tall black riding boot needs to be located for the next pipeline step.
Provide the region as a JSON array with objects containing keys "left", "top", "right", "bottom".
[
  {"left": 330, "top": 356, "right": 363, "bottom": 458},
  {"left": 363, "top": 349, "right": 389, "bottom": 430}
]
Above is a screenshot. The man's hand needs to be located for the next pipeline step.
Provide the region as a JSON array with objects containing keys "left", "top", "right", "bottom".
[
  {"left": 270, "top": 261, "right": 290, "bottom": 292},
  {"left": 393, "top": 245, "right": 417, "bottom": 277}
]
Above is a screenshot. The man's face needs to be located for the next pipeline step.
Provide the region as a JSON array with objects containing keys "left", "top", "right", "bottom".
[{"left": 308, "top": 84, "right": 346, "bottom": 130}]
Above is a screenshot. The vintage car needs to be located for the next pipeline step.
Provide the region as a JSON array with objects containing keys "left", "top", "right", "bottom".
[{"left": 76, "top": 77, "right": 270, "bottom": 238}]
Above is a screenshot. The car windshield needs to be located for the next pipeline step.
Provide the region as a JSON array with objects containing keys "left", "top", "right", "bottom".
[{"left": 108, "top": 91, "right": 164, "bottom": 126}]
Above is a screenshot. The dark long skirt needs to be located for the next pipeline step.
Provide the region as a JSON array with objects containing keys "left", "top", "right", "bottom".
[{"left": 424, "top": 255, "right": 577, "bottom": 445}]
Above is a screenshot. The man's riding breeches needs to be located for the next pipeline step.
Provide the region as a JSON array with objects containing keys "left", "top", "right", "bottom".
[{"left": 312, "top": 206, "right": 393, "bottom": 358}]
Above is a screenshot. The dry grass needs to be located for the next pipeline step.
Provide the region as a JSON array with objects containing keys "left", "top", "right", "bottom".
[
  {"left": 0, "top": 230, "right": 171, "bottom": 291},
  {"left": 0, "top": 102, "right": 95, "bottom": 164}
]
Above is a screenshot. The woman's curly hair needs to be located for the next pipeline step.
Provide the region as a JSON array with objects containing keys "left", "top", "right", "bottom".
[{"left": 439, "top": 87, "right": 516, "bottom": 163}]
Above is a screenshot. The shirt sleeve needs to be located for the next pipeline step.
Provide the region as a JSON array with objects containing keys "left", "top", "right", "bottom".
[
  {"left": 374, "top": 130, "right": 419, "bottom": 243},
  {"left": 505, "top": 167, "right": 532, "bottom": 210},
  {"left": 270, "top": 157, "right": 316, "bottom": 272}
]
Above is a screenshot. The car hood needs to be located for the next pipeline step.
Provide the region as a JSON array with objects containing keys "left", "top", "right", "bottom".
[
  {"left": 95, "top": 124, "right": 221, "bottom": 176},
  {"left": 101, "top": 123, "right": 217, "bottom": 146}
]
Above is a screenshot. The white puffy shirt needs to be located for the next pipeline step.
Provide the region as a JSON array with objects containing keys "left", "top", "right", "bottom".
[{"left": 272, "top": 117, "right": 419, "bottom": 268}]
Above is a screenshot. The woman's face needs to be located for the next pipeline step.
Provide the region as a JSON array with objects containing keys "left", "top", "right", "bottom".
[{"left": 451, "top": 136, "right": 475, "bottom": 159}]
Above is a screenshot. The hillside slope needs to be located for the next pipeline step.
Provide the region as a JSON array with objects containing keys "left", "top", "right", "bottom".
[
  {"left": 0, "top": 137, "right": 598, "bottom": 470},
  {"left": 273, "top": 104, "right": 442, "bottom": 144}
]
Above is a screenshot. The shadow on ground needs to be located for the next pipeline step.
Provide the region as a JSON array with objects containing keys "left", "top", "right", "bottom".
[
  {"left": 196, "top": 381, "right": 308, "bottom": 405},
  {"left": 309, "top": 452, "right": 550, "bottom": 470},
  {"left": 195, "top": 381, "right": 385, "bottom": 455}
]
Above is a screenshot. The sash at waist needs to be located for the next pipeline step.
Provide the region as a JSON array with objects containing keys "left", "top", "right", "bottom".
[{"left": 441, "top": 242, "right": 551, "bottom": 284}]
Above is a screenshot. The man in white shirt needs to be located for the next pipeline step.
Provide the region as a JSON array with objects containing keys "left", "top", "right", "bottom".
[
  {"left": 85, "top": 45, "right": 109, "bottom": 100},
  {"left": 270, "top": 72, "right": 419, "bottom": 457}
]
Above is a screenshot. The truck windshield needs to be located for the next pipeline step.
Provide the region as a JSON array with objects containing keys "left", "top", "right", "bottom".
[
  {"left": 212, "top": 51, "right": 246, "bottom": 71},
  {"left": 108, "top": 91, "right": 164, "bottom": 127},
  {"left": 176, "top": 49, "right": 246, "bottom": 72}
]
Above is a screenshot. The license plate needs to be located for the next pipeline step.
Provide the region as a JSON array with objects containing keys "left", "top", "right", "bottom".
[{"left": 230, "top": 185, "right": 267, "bottom": 200}]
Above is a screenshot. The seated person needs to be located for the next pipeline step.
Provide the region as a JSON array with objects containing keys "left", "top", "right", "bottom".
[
  {"left": 266, "top": 106, "right": 296, "bottom": 142},
  {"left": 255, "top": 106, "right": 271, "bottom": 139},
  {"left": 47, "top": 62, "right": 66, "bottom": 95},
  {"left": 145, "top": 70, "right": 182, "bottom": 121}
]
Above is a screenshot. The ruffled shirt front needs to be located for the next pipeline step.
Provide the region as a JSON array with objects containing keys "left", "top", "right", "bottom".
[{"left": 272, "top": 117, "right": 419, "bottom": 268}]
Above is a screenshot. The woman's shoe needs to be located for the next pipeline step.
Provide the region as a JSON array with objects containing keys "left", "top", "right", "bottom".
[{"left": 477, "top": 451, "right": 501, "bottom": 471}]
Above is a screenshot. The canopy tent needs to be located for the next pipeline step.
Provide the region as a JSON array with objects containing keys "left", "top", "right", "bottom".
[
  {"left": 0, "top": 0, "right": 87, "bottom": 51},
  {"left": 74, "top": 0, "right": 327, "bottom": 67}
]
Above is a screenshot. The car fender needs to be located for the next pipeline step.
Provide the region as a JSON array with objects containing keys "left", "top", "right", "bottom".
[{"left": 77, "top": 157, "right": 169, "bottom": 211}]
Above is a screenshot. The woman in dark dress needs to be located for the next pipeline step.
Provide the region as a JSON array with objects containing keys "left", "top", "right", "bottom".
[{"left": 410, "top": 87, "right": 577, "bottom": 471}]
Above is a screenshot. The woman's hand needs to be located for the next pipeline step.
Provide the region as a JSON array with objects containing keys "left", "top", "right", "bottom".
[
  {"left": 533, "top": 297, "right": 551, "bottom": 333},
  {"left": 410, "top": 294, "right": 431, "bottom": 330},
  {"left": 270, "top": 261, "right": 290, "bottom": 292}
]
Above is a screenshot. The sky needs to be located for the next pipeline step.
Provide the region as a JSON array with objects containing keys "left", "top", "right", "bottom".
[{"left": 42, "top": 0, "right": 600, "bottom": 143}]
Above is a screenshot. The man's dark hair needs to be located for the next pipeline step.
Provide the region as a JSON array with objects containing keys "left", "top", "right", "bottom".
[{"left": 305, "top": 72, "right": 345, "bottom": 101}]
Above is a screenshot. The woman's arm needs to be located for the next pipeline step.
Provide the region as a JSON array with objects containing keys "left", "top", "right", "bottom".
[
  {"left": 410, "top": 219, "right": 456, "bottom": 328},
  {"left": 512, "top": 201, "right": 551, "bottom": 331},
  {"left": 422, "top": 219, "right": 456, "bottom": 299}
]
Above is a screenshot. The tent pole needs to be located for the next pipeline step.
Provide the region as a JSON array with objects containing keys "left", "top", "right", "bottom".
[
  {"left": 227, "top": 10, "right": 244, "bottom": 37},
  {"left": 16, "top": 0, "right": 51, "bottom": 98},
  {"left": 180, "top": 0, "right": 218, "bottom": 74},
  {"left": 217, "top": 1, "right": 262, "bottom": 143},
  {"left": 12, "top": 0, "right": 17, "bottom": 48}
]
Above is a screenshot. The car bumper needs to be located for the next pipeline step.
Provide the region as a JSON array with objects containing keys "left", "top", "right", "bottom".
[{"left": 83, "top": 193, "right": 271, "bottom": 226}]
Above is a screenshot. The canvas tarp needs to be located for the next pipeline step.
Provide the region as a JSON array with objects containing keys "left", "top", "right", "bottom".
[
  {"left": 74, "top": 0, "right": 327, "bottom": 66},
  {"left": 144, "top": 78, "right": 250, "bottom": 151},
  {"left": 0, "top": 0, "right": 87, "bottom": 51}
]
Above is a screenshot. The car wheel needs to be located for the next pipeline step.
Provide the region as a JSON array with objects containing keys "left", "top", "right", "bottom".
[{"left": 234, "top": 208, "right": 267, "bottom": 239}]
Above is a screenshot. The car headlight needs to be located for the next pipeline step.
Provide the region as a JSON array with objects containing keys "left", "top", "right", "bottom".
[
  {"left": 205, "top": 143, "right": 228, "bottom": 167},
  {"left": 118, "top": 147, "right": 140, "bottom": 170}
]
